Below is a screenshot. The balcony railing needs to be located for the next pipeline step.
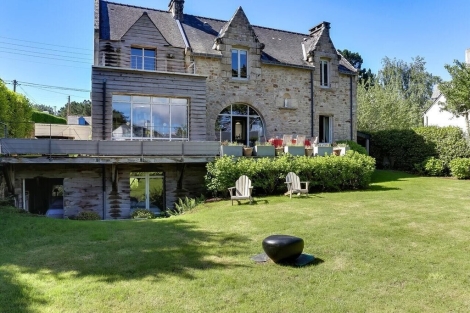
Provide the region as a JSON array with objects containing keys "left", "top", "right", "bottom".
[
  {"left": 100, "top": 53, "right": 193, "bottom": 74},
  {"left": 0, "top": 139, "right": 220, "bottom": 157}
]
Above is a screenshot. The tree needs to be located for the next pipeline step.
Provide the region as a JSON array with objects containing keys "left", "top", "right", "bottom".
[
  {"left": 0, "top": 79, "right": 34, "bottom": 138},
  {"left": 338, "top": 49, "right": 375, "bottom": 86},
  {"left": 32, "top": 104, "right": 56, "bottom": 115},
  {"left": 357, "top": 56, "right": 440, "bottom": 132},
  {"left": 57, "top": 100, "right": 92, "bottom": 118},
  {"left": 439, "top": 60, "right": 470, "bottom": 133}
]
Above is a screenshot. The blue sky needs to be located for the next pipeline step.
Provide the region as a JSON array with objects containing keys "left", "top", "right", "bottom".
[{"left": 1, "top": 0, "right": 469, "bottom": 111}]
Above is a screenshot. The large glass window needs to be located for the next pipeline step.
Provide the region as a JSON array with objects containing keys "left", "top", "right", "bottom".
[
  {"left": 112, "top": 95, "right": 188, "bottom": 140},
  {"left": 232, "top": 49, "right": 247, "bottom": 79},
  {"left": 216, "top": 104, "right": 264, "bottom": 145},
  {"left": 130, "top": 172, "right": 164, "bottom": 215},
  {"left": 131, "top": 48, "right": 156, "bottom": 71}
]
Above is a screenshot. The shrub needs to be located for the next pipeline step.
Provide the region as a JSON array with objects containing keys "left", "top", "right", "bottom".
[
  {"left": 75, "top": 211, "right": 101, "bottom": 220},
  {"left": 417, "top": 157, "right": 446, "bottom": 176},
  {"left": 450, "top": 158, "right": 470, "bottom": 179},
  {"left": 167, "top": 196, "right": 204, "bottom": 216},
  {"left": 31, "top": 111, "right": 67, "bottom": 124},
  {"left": 336, "top": 140, "right": 367, "bottom": 155},
  {"left": 205, "top": 152, "right": 376, "bottom": 196},
  {"left": 131, "top": 209, "right": 156, "bottom": 219}
]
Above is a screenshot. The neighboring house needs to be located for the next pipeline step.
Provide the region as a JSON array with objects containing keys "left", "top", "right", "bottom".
[
  {"left": 0, "top": 0, "right": 357, "bottom": 219},
  {"left": 423, "top": 49, "right": 470, "bottom": 135}
]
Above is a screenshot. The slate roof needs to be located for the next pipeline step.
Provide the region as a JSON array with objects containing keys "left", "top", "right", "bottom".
[{"left": 99, "top": 0, "right": 356, "bottom": 73}]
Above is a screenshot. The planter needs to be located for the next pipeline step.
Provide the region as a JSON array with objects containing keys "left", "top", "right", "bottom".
[
  {"left": 254, "top": 145, "right": 275, "bottom": 157},
  {"left": 220, "top": 145, "right": 243, "bottom": 156},
  {"left": 243, "top": 147, "right": 253, "bottom": 156},
  {"left": 333, "top": 148, "right": 341, "bottom": 156},
  {"left": 314, "top": 146, "right": 333, "bottom": 156},
  {"left": 284, "top": 145, "right": 305, "bottom": 156},
  {"left": 305, "top": 148, "right": 313, "bottom": 156},
  {"left": 337, "top": 146, "right": 350, "bottom": 156}
]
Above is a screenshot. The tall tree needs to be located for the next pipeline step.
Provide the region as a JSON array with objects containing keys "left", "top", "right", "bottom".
[
  {"left": 0, "top": 79, "right": 34, "bottom": 138},
  {"left": 357, "top": 56, "right": 440, "bottom": 132},
  {"left": 338, "top": 49, "right": 375, "bottom": 86},
  {"left": 57, "top": 100, "right": 92, "bottom": 118},
  {"left": 439, "top": 60, "right": 470, "bottom": 133}
]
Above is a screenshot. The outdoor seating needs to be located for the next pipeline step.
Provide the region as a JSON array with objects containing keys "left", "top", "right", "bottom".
[
  {"left": 296, "top": 135, "right": 306, "bottom": 145},
  {"left": 228, "top": 175, "right": 253, "bottom": 205},
  {"left": 285, "top": 172, "right": 309, "bottom": 198},
  {"left": 282, "top": 135, "right": 292, "bottom": 146}
]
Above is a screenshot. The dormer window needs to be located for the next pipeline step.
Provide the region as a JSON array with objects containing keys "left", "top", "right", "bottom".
[
  {"left": 320, "top": 59, "right": 329, "bottom": 87},
  {"left": 232, "top": 49, "right": 248, "bottom": 79},
  {"left": 131, "top": 48, "right": 156, "bottom": 71}
]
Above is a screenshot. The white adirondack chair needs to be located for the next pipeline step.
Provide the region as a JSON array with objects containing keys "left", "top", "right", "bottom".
[
  {"left": 228, "top": 175, "right": 253, "bottom": 205},
  {"left": 282, "top": 135, "right": 293, "bottom": 146},
  {"left": 296, "top": 135, "right": 306, "bottom": 145},
  {"left": 285, "top": 172, "right": 309, "bottom": 198}
]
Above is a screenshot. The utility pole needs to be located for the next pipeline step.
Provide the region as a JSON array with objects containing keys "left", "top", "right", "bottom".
[
  {"left": 67, "top": 95, "right": 70, "bottom": 117},
  {"left": 13, "top": 80, "right": 17, "bottom": 92}
]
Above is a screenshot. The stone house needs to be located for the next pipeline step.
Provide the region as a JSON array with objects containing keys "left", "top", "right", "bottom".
[{"left": 0, "top": 0, "right": 357, "bottom": 219}]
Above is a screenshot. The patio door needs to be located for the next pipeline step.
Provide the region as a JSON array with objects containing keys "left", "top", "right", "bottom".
[
  {"left": 130, "top": 172, "right": 164, "bottom": 214},
  {"left": 319, "top": 115, "right": 333, "bottom": 143}
]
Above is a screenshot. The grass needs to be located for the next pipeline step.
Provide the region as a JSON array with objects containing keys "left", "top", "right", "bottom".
[{"left": 1, "top": 170, "right": 470, "bottom": 312}]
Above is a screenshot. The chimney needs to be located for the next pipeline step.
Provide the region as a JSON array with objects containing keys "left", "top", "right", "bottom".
[
  {"left": 466, "top": 48, "right": 470, "bottom": 65},
  {"left": 309, "top": 21, "right": 330, "bottom": 36},
  {"left": 168, "top": 0, "right": 184, "bottom": 21}
]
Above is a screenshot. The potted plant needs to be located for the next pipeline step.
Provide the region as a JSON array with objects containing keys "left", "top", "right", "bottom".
[
  {"left": 336, "top": 143, "right": 350, "bottom": 156},
  {"left": 243, "top": 145, "right": 253, "bottom": 156},
  {"left": 254, "top": 141, "right": 275, "bottom": 157},
  {"left": 220, "top": 141, "right": 243, "bottom": 156},
  {"left": 284, "top": 141, "right": 305, "bottom": 156},
  {"left": 305, "top": 144, "right": 313, "bottom": 156},
  {"left": 314, "top": 142, "right": 333, "bottom": 156}
]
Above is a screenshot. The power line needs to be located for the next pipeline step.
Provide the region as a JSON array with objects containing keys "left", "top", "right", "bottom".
[
  {"left": 0, "top": 56, "right": 90, "bottom": 70},
  {"left": 0, "top": 41, "right": 92, "bottom": 56},
  {"left": 0, "top": 35, "right": 93, "bottom": 51},
  {"left": 18, "top": 85, "right": 39, "bottom": 104},
  {"left": 0, "top": 50, "right": 91, "bottom": 64},
  {"left": 17, "top": 81, "right": 90, "bottom": 93},
  {"left": 0, "top": 46, "right": 92, "bottom": 61}
]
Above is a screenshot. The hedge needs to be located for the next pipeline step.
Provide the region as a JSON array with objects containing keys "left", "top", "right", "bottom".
[
  {"left": 205, "top": 151, "right": 376, "bottom": 197},
  {"left": 31, "top": 111, "right": 67, "bottom": 124}
]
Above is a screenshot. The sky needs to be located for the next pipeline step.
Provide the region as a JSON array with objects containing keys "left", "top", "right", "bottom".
[{"left": 1, "top": 0, "right": 469, "bottom": 111}]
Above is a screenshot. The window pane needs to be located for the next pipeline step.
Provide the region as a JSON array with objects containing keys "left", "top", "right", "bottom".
[
  {"left": 216, "top": 115, "right": 232, "bottom": 142},
  {"left": 144, "top": 49, "right": 155, "bottom": 57},
  {"left": 151, "top": 103, "right": 170, "bottom": 138},
  {"left": 171, "top": 105, "right": 188, "bottom": 139},
  {"left": 171, "top": 98, "right": 188, "bottom": 105},
  {"left": 232, "top": 104, "right": 247, "bottom": 115},
  {"left": 112, "top": 102, "right": 131, "bottom": 139},
  {"left": 132, "top": 104, "right": 151, "bottom": 138},
  {"left": 132, "top": 96, "right": 151, "bottom": 103},
  {"left": 113, "top": 95, "right": 131, "bottom": 102},
  {"left": 231, "top": 50, "right": 239, "bottom": 77},
  {"left": 131, "top": 48, "right": 142, "bottom": 69},
  {"left": 152, "top": 97, "right": 170, "bottom": 104},
  {"left": 240, "top": 50, "right": 247, "bottom": 78}
]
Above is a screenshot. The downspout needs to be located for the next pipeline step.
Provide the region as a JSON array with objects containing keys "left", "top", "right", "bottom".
[
  {"left": 102, "top": 79, "right": 107, "bottom": 140},
  {"left": 310, "top": 70, "right": 315, "bottom": 137},
  {"left": 102, "top": 165, "right": 106, "bottom": 220},
  {"left": 350, "top": 75, "right": 353, "bottom": 140}
]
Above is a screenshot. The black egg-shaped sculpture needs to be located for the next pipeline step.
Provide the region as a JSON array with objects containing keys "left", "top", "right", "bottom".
[{"left": 262, "top": 235, "right": 304, "bottom": 263}]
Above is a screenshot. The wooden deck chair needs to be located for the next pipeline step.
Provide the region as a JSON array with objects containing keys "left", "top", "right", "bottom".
[
  {"left": 296, "top": 135, "right": 306, "bottom": 146},
  {"left": 228, "top": 175, "right": 253, "bottom": 205},
  {"left": 282, "top": 135, "right": 293, "bottom": 146},
  {"left": 285, "top": 172, "right": 309, "bottom": 198}
]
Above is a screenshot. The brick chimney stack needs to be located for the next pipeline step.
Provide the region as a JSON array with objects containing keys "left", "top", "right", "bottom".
[{"left": 169, "top": 0, "right": 184, "bottom": 21}]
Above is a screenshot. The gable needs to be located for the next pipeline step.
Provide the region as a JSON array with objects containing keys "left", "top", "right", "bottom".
[
  {"left": 121, "top": 13, "right": 169, "bottom": 46},
  {"left": 216, "top": 7, "right": 260, "bottom": 46}
]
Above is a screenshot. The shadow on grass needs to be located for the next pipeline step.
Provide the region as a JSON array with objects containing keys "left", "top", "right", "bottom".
[
  {"left": 371, "top": 170, "right": 419, "bottom": 184},
  {"left": 0, "top": 213, "right": 252, "bottom": 310}
]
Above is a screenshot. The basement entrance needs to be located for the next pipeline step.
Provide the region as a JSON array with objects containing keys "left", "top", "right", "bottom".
[{"left": 24, "top": 178, "right": 64, "bottom": 215}]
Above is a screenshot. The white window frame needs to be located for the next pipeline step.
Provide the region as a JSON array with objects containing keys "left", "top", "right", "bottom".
[
  {"left": 319, "top": 115, "right": 333, "bottom": 143},
  {"left": 320, "top": 59, "right": 330, "bottom": 87},
  {"left": 231, "top": 49, "right": 248, "bottom": 80}
]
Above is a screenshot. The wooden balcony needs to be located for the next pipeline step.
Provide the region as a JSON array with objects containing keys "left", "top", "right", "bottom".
[{"left": 0, "top": 139, "right": 220, "bottom": 164}]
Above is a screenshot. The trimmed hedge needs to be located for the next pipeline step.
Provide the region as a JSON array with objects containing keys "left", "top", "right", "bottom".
[
  {"left": 370, "top": 126, "right": 470, "bottom": 174},
  {"left": 31, "top": 111, "right": 67, "bottom": 124},
  {"left": 205, "top": 151, "right": 376, "bottom": 197}
]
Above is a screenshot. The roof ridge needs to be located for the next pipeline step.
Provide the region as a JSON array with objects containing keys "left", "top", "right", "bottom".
[
  {"left": 105, "top": 0, "right": 168, "bottom": 14},
  {"left": 252, "top": 24, "right": 309, "bottom": 37}
]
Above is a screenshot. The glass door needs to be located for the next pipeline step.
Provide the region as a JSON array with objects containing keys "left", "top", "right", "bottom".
[{"left": 130, "top": 172, "right": 164, "bottom": 214}]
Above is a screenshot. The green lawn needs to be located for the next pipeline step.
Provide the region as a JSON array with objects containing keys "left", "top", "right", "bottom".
[{"left": 1, "top": 170, "right": 469, "bottom": 312}]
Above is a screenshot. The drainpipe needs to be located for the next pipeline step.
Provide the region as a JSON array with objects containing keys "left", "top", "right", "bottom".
[
  {"left": 350, "top": 75, "right": 353, "bottom": 140},
  {"left": 310, "top": 70, "right": 315, "bottom": 137},
  {"left": 102, "top": 79, "right": 107, "bottom": 140},
  {"left": 102, "top": 165, "right": 106, "bottom": 220}
]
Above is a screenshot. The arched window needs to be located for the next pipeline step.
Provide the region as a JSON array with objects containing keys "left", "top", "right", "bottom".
[{"left": 216, "top": 104, "right": 264, "bottom": 145}]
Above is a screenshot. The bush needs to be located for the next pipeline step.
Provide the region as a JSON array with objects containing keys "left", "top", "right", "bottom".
[
  {"left": 418, "top": 157, "right": 446, "bottom": 176},
  {"left": 336, "top": 140, "right": 367, "bottom": 155},
  {"left": 131, "top": 209, "right": 156, "bottom": 219},
  {"left": 450, "top": 158, "right": 470, "bottom": 179},
  {"left": 167, "top": 196, "right": 204, "bottom": 216},
  {"left": 205, "top": 152, "right": 376, "bottom": 196},
  {"left": 370, "top": 126, "right": 470, "bottom": 172},
  {"left": 31, "top": 111, "right": 67, "bottom": 124},
  {"left": 75, "top": 211, "right": 101, "bottom": 220}
]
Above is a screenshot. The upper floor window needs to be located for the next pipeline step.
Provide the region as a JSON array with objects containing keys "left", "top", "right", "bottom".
[
  {"left": 320, "top": 59, "right": 329, "bottom": 87},
  {"left": 131, "top": 48, "right": 156, "bottom": 71},
  {"left": 232, "top": 49, "right": 248, "bottom": 79}
]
